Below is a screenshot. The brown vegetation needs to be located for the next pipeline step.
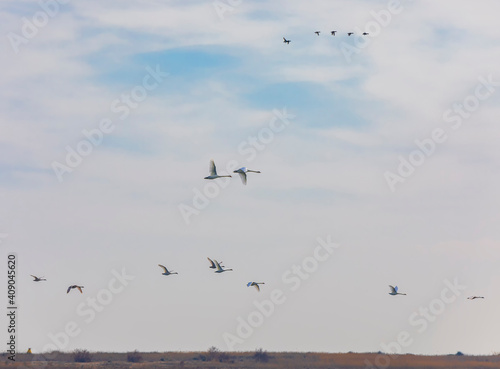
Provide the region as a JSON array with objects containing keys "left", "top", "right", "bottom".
[{"left": 1, "top": 351, "right": 500, "bottom": 369}]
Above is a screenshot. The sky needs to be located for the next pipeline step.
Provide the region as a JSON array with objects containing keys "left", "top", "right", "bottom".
[{"left": 1, "top": 0, "right": 500, "bottom": 357}]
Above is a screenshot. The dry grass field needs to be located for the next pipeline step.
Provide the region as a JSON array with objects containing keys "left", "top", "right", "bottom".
[{"left": 2, "top": 351, "right": 500, "bottom": 369}]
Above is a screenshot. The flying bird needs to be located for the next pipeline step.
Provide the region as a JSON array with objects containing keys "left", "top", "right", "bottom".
[
  {"left": 31, "top": 275, "right": 46, "bottom": 282},
  {"left": 207, "top": 257, "right": 224, "bottom": 269},
  {"left": 247, "top": 282, "right": 265, "bottom": 291},
  {"left": 362, "top": 32, "right": 369, "bottom": 35},
  {"left": 204, "top": 159, "right": 231, "bottom": 180},
  {"left": 233, "top": 167, "right": 261, "bottom": 185},
  {"left": 283, "top": 37, "right": 290, "bottom": 44},
  {"left": 315, "top": 31, "right": 320, "bottom": 36},
  {"left": 214, "top": 260, "right": 232, "bottom": 273},
  {"left": 67, "top": 285, "right": 84, "bottom": 294},
  {"left": 467, "top": 296, "right": 485, "bottom": 300},
  {"left": 158, "top": 264, "right": 178, "bottom": 276},
  {"left": 347, "top": 32, "right": 354, "bottom": 36},
  {"left": 331, "top": 31, "right": 337, "bottom": 36},
  {"left": 388, "top": 285, "right": 406, "bottom": 296}
]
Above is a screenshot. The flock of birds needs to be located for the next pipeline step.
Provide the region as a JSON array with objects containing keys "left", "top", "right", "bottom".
[
  {"left": 30, "top": 159, "right": 486, "bottom": 301},
  {"left": 31, "top": 257, "right": 261, "bottom": 293},
  {"left": 283, "top": 30, "right": 370, "bottom": 44},
  {"left": 204, "top": 159, "right": 261, "bottom": 185},
  {"left": 29, "top": 160, "right": 264, "bottom": 296},
  {"left": 159, "top": 257, "right": 264, "bottom": 291}
]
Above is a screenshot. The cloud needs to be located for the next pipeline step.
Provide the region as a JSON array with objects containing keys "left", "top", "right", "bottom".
[{"left": 2, "top": 0, "right": 500, "bottom": 354}]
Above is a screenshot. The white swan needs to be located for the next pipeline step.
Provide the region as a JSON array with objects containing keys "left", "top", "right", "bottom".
[
  {"left": 233, "top": 167, "right": 261, "bottom": 185},
  {"left": 204, "top": 159, "right": 231, "bottom": 180},
  {"left": 158, "top": 264, "right": 178, "bottom": 276},
  {"left": 389, "top": 285, "right": 406, "bottom": 295},
  {"left": 214, "top": 260, "right": 232, "bottom": 273}
]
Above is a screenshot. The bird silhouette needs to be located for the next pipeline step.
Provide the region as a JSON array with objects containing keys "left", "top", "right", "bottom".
[
  {"left": 233, "top": 167, "right": 261, "bottom": 185},
  {"left": 388, "top": 285, "right": 406, "bottom": 296},
  {"left": 67, "top": 285, "right": 84, "bottom": 294},
  {"left": 362, "top": 32, "right": 369, "bottom": 35},
  {"left": 283, "top": 37, "right": 290, "bottom": 44},
  {"left": 31, "top": 275, "right": 46, "bottom": 282},
  {"left": 331, "top": 31, "right": 337, "bottom": 36},
  {"left": 204, "top": 159, "right": 231, "bottom": 180},
  {"left": 315, "top": 31, "right": 320, "bottom": 36},
  {"left": 214, "top": 260, "right": 232, "bottom": 273},
  {"left": 158, "top": 264, "right": 178, "bottom": 276},
  {"left": 347, "top": 32, "right": 354, "bottom": 36},
  {"left": 467, "top": 296, "right": 485, "bottom": 300},
  {"left": 247, "top": 282, "right": 265, "bottom": 291}
]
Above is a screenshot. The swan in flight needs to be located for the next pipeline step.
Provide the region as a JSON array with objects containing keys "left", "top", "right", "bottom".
[
  {"left": 67, "top": 285, "right": 84, "bottom": 294},
  {"left": 233, "top": 167, "right": 261, "bottom": 185},
  {"left": 247, "top": 282, "right": 265, "bottom": 291},
  {"left": 467, "top": 296, "right": 485, "bottom": 300},
  {"left": 204, "top": 159, "right": 231, "bottom": 180},
  {"left": 214, "top": 260, "right": 232, "bottom": 273},
  {"left": 159, "top": 264, "right": 178, "bottom": 276},
  {"left": 389, "top": 285, "right": 406, "bottom": 295},
  {"left": 207, "top": 257, "right": 224, "bottom": 269},
  {"left": 31, "top": 275, "right": 46, "bottom": 282}
]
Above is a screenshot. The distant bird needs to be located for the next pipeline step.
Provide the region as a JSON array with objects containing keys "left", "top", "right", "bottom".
[
  {"left": 214, "top": 260, "right": 232, "bottom": 273},
  {"left": 362, "top": 32, "right": 369, "bottom": 35},
  {"left": 315, "top": 31, "right": 320, "bottom": 36},
  {"left": 283, "top": 37, "right": 290, "bottom": 44},
  {"left": 247, "top": 282, "right": 265, "bottom": 291},
  {"left": 158, "top": 264, "right": 178, "bottom": 276},
  {"left": 31, "top": 275, "right": 46, "bottom": 282},
  {"left": 204, "top": 159, "right": 231, "bottom": 180},
  {"left": 331, "top": 30, "right": 337, "bottom": 36},
  {"left": 67, "top": 285, "right": 84, "bottom": 294},
  {"left": 388, "top": 285, "right": 406, "bottom": 296},
  {"left": 347, "top": 32, "right": 354, "bottom": 36},
  {"left": 233, "top": 167, "right": 261, "bottom": 185},
  {"left": 467, "top": 296, "right": 485, "bottom": 300},
  {"left": 207, "top": 257, "right": 224, "bottom": 269}
]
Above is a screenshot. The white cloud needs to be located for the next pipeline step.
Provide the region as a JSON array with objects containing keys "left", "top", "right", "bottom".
[{"left": 1, "top": 0, "right": 500, "bottom": 355}]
